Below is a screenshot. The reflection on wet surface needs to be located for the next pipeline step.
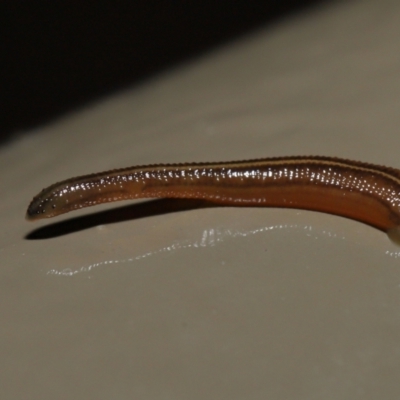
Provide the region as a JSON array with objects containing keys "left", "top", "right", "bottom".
[{"left": 46, "top": 219, "right": 400, "bottom": 277}]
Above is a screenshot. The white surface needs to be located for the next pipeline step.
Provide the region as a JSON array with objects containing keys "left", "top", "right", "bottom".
[{"left": 2, "top": 1, "right": 400, "bottom": 398}]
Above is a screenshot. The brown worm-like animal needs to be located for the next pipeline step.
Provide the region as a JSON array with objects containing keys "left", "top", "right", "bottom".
[{"left": 26, "top": 156, "right": 400, "bottom": 241}]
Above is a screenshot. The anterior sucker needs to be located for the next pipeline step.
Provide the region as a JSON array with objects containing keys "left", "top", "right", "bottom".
[{"left": 26, "top": 156, "right": 400, "bottom": 240}]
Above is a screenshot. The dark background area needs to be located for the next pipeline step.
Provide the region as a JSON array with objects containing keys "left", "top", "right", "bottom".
[{"left": 2, "top": 0, "right": 329, "bottom": 145}]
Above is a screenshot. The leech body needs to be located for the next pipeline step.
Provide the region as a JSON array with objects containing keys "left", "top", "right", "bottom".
[{"left": 26, "top": 156, "right": 400, "bottom": 237}]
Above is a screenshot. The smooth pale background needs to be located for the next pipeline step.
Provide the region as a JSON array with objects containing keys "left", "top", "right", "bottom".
[{"left": 2, "top": 1, "right": 400, "bottom": 398}]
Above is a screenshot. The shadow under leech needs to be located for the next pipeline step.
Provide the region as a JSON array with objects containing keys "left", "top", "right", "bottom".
[{"left": 25, "top": 198, "right": 215, "bottom": 240}]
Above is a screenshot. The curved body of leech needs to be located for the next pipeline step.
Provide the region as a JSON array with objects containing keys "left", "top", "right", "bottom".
[{"left": 26, "top": 156, "right": 400, "bottom": 241}]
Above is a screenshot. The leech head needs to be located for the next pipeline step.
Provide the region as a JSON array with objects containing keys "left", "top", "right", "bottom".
[
  {"left": 26, "top": 174, "right": 131, "bottom": 221},
  {"left": 26, "top": 186, "right": 62, "bottom": 221},
  {"left": 25, "top": 180, "right": 84, "bottom": 221}
]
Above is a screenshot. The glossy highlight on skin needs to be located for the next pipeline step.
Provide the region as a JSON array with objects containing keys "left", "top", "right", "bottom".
[{"left": 26, "top": 156, "right": 400, "bottom": 240}]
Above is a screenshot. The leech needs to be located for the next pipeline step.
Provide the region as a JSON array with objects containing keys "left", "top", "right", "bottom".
[{"left": 26, "top": 156, "right": 400, "bottom": 241}]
